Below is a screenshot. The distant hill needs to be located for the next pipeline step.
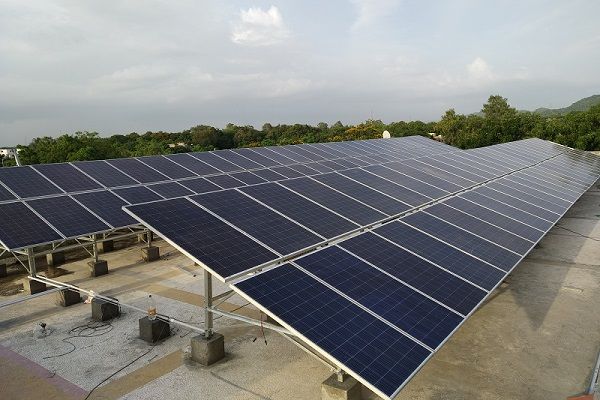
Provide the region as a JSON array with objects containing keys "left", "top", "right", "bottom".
[{"left": 534, "top": 95, "right": 600, "bottom": 116}]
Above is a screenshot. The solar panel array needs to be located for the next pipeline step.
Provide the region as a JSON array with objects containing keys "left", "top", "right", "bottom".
[
  {"left": 0, "top": 136, "right": 454, "bottom": 250},
  {"left": 124, "top": 138, "right": 600, "bottom": 399}
]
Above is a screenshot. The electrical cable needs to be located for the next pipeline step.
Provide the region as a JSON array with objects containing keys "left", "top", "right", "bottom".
[{"left": 43, "top": 321, "right": 114, "bottom": 359}]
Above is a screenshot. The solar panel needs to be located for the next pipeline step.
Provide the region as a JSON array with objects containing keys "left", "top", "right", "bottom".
[
  {"left": 486, "top": 181, "right": 568, "bottom": 214},
  {"left": 287, "top": 164, "right": 320, "bottom": 176},
  {"left": 229, "top": 171, "right": 267, "bottom": 185},
  {"left": 318, "top": 160, "right": 347, "bottom": 171},
  {"left": 0, "top": 202, "right": 63, "bottom": 249},
  {"left": 0, "top": 166, "right": 63, "bottom": 198},
  {"left": 205, "top": 174, "right": 246, "bottom": 189},
  {"left": 190, "top": 190, "right": 322, "bottom": 254},
  {"left": 164, "top": 153, "right": 221, "bottom": 176},
  {"left": 240, "top": 183, "right": 359, "bottom": 238},
  {"left": 73, "top": 160, "right": 138, "bottom": 187},
  {"left": 178, "top": 177, "right": 221, "bottom": 194},
  {"left": 232, "top": 148, "right": 282, "bottom": 167},
  {"left": 213, "top": 150, "right": 263, "bottom": 169},
  {"left": 233, "top": 264, "right": 431, "bottom": 400},
  {"left": 473, "top": 186, "right": 559, "bottom": 223},
  {"left": 107, "top": 158, "right": 169, "bottom": 183},
  {"left": 113, "top": 186, "right": 163, "bottom": 204},
  {"left": 190, "top": 152, "right": 242, "bottom": 172},
  {"left": 266, "top": 146, "right": 311, "bottom": 163},
  {"left": 270, "top": 166, "right": 305, "bottom": 179},
  {"left": 282, "top": 145, "right": 323, "bottom": 161},
  {"left": 362, "top": 165, "right": 449, "bottom": 199},
  {"left": 400, "top": 159, "right": 475, "bottom": 187},
  {"left": 383, "top": 162, "right": 463, "bottom": 193},
  {"left": 0, "top": 184, "right": 16, "bottom": 201},
  {"left": 33, "top": 163, "right": 103, "bottom": 192},
  {"left": 147, "top": 182, "right": 195, "bottom": 199},
  {"left": 137, "top": 156, "right": 196, "bottom": 179},
  {"left": 124, "top": 198, "right": 278, "bottom": 280},
  {"left": 303, "top": 162, "right": 333, "bottom": 173},
  {"left": 73, "top": 191, "right": 138, "bottom": 228},
  {"left": 27, "top": 196, "right": 110, "bottom": 238}
]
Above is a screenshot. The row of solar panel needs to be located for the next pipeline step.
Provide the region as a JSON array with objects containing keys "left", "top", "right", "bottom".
[
  {"left": 232, "top": 150, "right": 600, "bottom": 399},
  {"left": 0, "top": 136, "right": 450, "bottom": 202}
]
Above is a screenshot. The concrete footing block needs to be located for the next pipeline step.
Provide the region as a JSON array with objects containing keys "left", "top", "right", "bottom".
[
  {"left": 191, "top": 333, "right": 225, "bottom": 366},
  {"left": 321, "top": 374, "right": 362, "bottom": 400},
  {"left": 141, "top": 246, "right": 160, "bottom": 262},
  {"left": 91, "top": 297, "right": 120, "bottom": 321},
  {"left": 88, "top": 260, "right": 108, "bottom": 277},
  {"left": 26, "top": 279, "right": 47, "bottom": 294},
  {"left": 57, "top": 288, "right": 81, "bottom": 307},
  {"left": 139, "top": 316, "right": 171, "bottom": 343},
  {"left": 0, "top": 264, "right": 6, "bottom": 278},
  {"left": 46, "top": 251, "right": 65, "bottom": 267},
  {"left": 98, "top": 240, "right": 114, "bottom": 253}
]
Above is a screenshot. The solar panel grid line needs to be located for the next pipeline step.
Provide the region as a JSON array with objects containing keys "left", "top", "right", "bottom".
[
  {"left": 266, "top": 146, "right": 312, "bottom": 163},
  {"left": 232, "top": 148, "right": 282, "bottom": 167},
  {"left": 301, "top": 143, "right": 342, "bottom": 159},
  {"left": 209, "top": 151, "right": 247, "bottom": 170},
  {"left": 384, "top": 162, "right": 465, "bottom": 193},
  {"left": 159, "top": 154, "right": 206, "bottom": 177},
  {"left": 269, "top": 166, "right": 305, "bottom": 179},
  {"left": 506, "top": 174, "right": 580, "bottom": 202},
  {"left": 471, "top": 148, "right": 528, "bottom": 168},
  {"left": 331, "top": 170, "right": 414, "bottom": 209},
  {"left": 413, "top": 158, "right": 489, "bottom": 183},
  {"left": 68, "top": 194, "right": 118, "bottom": 229},
  {"left": 478, "top": 147, "right": 535, "bottom": 167},
  {"left": 20, "top": 201, "right": 67, "bottom": 239},
  {"left": 32, "top": 163, "right": 103, "bottom": 193},
  {"left": 489, "top": 180, "right": 571, "bottom": 213},
  {"left": 70, "top": 161, "right": 136, "bottom": 188},
  {"left": 436, "top": 154, "right": 501, "bottom": 179},
  {"left": 523, "top": 168, "right": 587, "bottom": 194},
  {"left": 408, "top": 158, "right": 481, "bottom": 185},
  {"left": 463, "top": 151, "right": 521, "bottom": 173},
  {"left": 136, "top": 155, "right": 199, "bottom": 179},
  {"left": 250, "top": 168, "right": 288, "bottom": 182},
  {"left": 474, "top": 187, "right": 559, "bottom": 223},
  {"left": 189, "top": 152, "right": 241, "bottom": 173},
  {"left": 483, "top": 185, "right": 562, "bottom": 218},
  {"left": 538, "top": 158, "right": 597, "bottom": 180},
  {"left": 30, "top": 165, "right": 68, "bottom": 193},
  {"left": 494, "top": 179, "right": 572, "bottom": 209},
  {"left": 362, "top": 165, "right": 449, "bottom": 199},
  {"left": 216, "top": 149, "right": 266, "bottom": 169},
  {"left": 139, "top": 184, "right": 169, "bottom": 200},
  {"left": 334, "top": 244, "right": 467, "bottom": 318},
  {"left": 0, "top": 177, "right": 20, "bottom": 200},
  {"left": 283, "top": 144, "right": 324, "bottom": 161},
  {"left": 252, "top": 147, "right": 298, "bottom": 165},
  {"left": 229, "top": 171, "right": 268, "bottom": 185},
  {"left": 286, "top": 163, "right": 321, "bottom": 176},
  {"left": 537, "top": 164, "right": 594, "bottom": 186},
  {"left": 0, "top": 202, "right": 64, "bottom": 249},
  {"left": 108, "top": 158, "right": 171, "bottom": 183},
  {"left": 206, "top": 174, "right": 248, "bottom": 189},
  {"left": 456, "top": 152, "right": 513, "bottom": 174}
]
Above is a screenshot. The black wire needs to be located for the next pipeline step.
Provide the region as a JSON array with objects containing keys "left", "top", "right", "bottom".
[{"left": 43, "top": 321, "right": 114, "bottom": 359}]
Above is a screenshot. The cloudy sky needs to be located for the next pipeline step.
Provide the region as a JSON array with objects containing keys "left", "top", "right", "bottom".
[{"left": 1, "top": 0, "right": 599, "bottom": 145}]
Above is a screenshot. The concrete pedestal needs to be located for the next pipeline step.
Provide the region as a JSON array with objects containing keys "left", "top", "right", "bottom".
[
  {"left": 91, "top": 297, "right": 120, "bottom": 321},
  {"left": 139, "top": 316, "right": 171, "bottom": 343},
  {"left": 98, "top": 240, "right": 114, "bottom": 253},
  {"left": 191, "top": 333, "right": 225, "bottom": 366},
  {"left": 46, "top": 251, "right": 65, "bottom": 267},
  {"left": 141, "top": 246, "right": 160, "bottom": 262},
  {"left": 88, "top": 260, "right": 108, "bottom": 277},
  {"left": 0, "top": 264, "right": 6, "bottom": 278},
  {"left": 321, "top": 374, "right": 362, "bottom": 400},
  {"left": 58, "top": 288, "right": 81, "bottom": 307},
  {"left": 26, "top": 279, "right": 47, "bottom": 294}
]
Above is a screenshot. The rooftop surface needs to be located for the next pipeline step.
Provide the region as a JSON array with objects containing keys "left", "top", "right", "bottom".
[{"left": 0, "top": 179, "right": 599, "bottom": 400}]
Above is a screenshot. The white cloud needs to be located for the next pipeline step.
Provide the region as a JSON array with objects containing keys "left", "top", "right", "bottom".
[
  {"left": 231, "top": 6, "right": 290, "bottom": 46},
  {"left": 351, "top": 0, "right": 401, "bottom": 30},
  {"left": 466, "top": 57, "right": 495, "bottom": 82}
]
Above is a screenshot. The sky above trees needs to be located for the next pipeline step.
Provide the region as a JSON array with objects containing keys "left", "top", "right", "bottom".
[{"left": 1, "top": 0, "right": 600, "bottom": 145}]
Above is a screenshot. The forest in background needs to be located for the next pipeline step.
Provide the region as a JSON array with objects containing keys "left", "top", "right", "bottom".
[{"left": 4, "top": 95, "right": 600, "bottom": 166}]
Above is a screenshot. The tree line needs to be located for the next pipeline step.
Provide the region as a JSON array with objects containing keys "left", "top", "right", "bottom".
[{"left": 4, "top": 95, "right": 600, "bottom": 167}]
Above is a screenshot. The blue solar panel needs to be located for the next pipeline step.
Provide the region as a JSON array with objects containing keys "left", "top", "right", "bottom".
[
  {"left": 251, "top": 168, "right": 287, "bottom": 182},
  {"left": 234, "top": 264, "right": 431, "bottom": 399},
  {"left": 283, "top": 145, "right": 323, "bottom": 161},
  {"left": 233, "top": 148, "right": 281, "bottom": 167},
  {"left": 339, "top": 169, "right": 431, "bottom": 206},
  {"left": 191, "top": 190, "right": 322, "bottom": 254},
  {"left": 506, "top": 175, "right": 578, "bottom": 202},
  {"left": 0, "top": 184, "right": 16, "bottom": 201},
  {"left": 318, "top": 160, "right": 347, "bottom": 171},
  {"left": 213, "top": 150, "right": 263, "bottom": 169},
  {"left": 137, "top": 156, "right": 196, "bottom": 179},
  {"left": 27, "top": 196, "right": 110, "bottom": 238},
  {"left": 267, "top": 147, "right": 311, "bottom": 163},
  {"left": 190, "top": 152, "right": 242, "bottom": 172},
  {"left": 280, "top": 177, "right": 386, "bottom": 225},
  {"left": 113, "top": 186, "right": 163, "bottom": 204},
  {"left": 473, "top": 186, "right": 559, "bottom": 223},
  {"left": 33, "top": 163, "right": 102, "bottom": 192},
  {"left": 178, "top": 177, "right": 221, "bottom": 194},
  {"left": 147, "top": 182, "right": 195, "bottom": 198},
  {"left": 107, "top": 158, "right": 169, "bottom": 183},
  {"left": 339, "top": 232, "right": 486, "bottom": 316},
  {"left": 165, "top": 153, "right": 221, "bottom": 176},
  {"left": 125, "top": 198, "right": 278, "bottom": 279},
  {"left": 0, "top": 166, "right": 63, "bottom": 198},
  {"left": 240, "top": 183, "right": 359, "bottom": 238},
  {"left": 402, "top": 212, "right": 521, "bottom": 271},
  {"left": 384, "top": 162, "right": 463, "bottom": 193},
  {"left": 73, "top": 160, "right": 138, "bottom": 187},
  {"left": 313, "top": 172, "right": 409, "bottom": 215},
  {"left": 306, "top": 162, "right": 334, "bottom": 173},
  {"left": 398, "top": 159, "right": 474, "bottom": 188},
  {"left": 363, "top": 165, "right": 449, "bottom": 199},
  {"left": 287, "top": 164, "right": 320, "bottom": 176},
  {"left": 73, "top": 191, "right": 137, "bottom": 227},
  {"left": 487, "top": 181, "right": 568, "bottom": 214},
  {"left": 270, "top": 166, "right": 304, "bottom": 179},
  {"left": 376, "top": 221, "right": 504, "bottom": 290},
  {"left": 0, "top": 202, "right": 63, "bottom": 249},
  {"left": 418, "top": 158, "right": 485, "bottom": 183},
  {"left": 205, "top": 174, "right": 246, "bottom": 189},
  {"left": 296, "top": 246, "right": 463, "bottom": 349},
  {"left": 229, "top": 171, "right": 267, "bottom": 185}
]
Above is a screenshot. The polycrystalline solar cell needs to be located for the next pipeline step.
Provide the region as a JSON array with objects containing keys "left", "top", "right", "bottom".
[
  {"left": 230, "top": 171, "right": 267, "bottom": 185},
  {"left": 376, "top": 221, "right": 504, "bottom": 290},
  {"left": 443, "top": 196, "right": 543, "bottom": 242},
  {"left": 363, "top": 165, "right": 448, "bottom": 199},
  {"left": 137, "top": 156, "right": 196, "bottom": 179},
  {"left": 401, "top": 160, "right": 475, "bottom": 187},
  {"left": 147, "top": 182, "right": 194, "bottom": 199},
  {"left": 425, "top": 203, "right": 533, "bottom": 254},
  {"left": 113, "top": 186, "right": 163, "bottom": 204},
  {"left": 384, "top": 162, "right": 463, "bottom": 193},
  {"left": 178, "top": 177, "right": 221, "bottom": 194},
  {"left": 459, "top": 191, "right": 553, "bottom": 232},
  {"left": 438, "top": 155, "right": 500, "bottom": 178},
  {"left": 310, "top": 143, "right": 348, "bottom": 158},
  {"left": 284, "top": 145, "right": 324, "bottom": 161},
  {"left": 191, "top": 191, "right": 322, "bottom": 254},
  {"left": 0, "top": 202, "right": 63, "bottom": 249},
  {"left": 270, "top": 166, "right": 304, "bottom": 179},
  {"left": 205, "top": 174, "right": 246, "bottom": 189},
  {"left": 73, "top": 160, "right": 138, "bottom": 187},
  {"left": 344, "top": 157, "right": 370, "bottom": 167},
  {"left": 165, "top": 153, "right": 221, "bottom": 176},
  {"left": 487, "top": 181, "right": 568, "bottom": 214},
  {"left": 318, "top": 160, "right": 347, "bottom": 171},
  {"left": 240, "top": 183, "right": 358, "bottom": 238},
  {"left": 527, "top": 168, "right": 586, "bottom": 194},
  {"left": 27, "top": 196, "right": 110, "bottom": 238},
  {"left": 339, "top": 169, "right": 430, "bottom": 207},
  {"left": 402, "top": 212, "right": 520, "bottom": 271},
  {"left": 267, "top": 146, "right": 311, "bottom": 163},
  {"left": 213, "top": 150, "right": 263, "bottom": 169},
  {"left": 313, "top": 173, "right": 409, "bottom": 216},
  {"left": 73, "top": 191, "right": 137, "bottom": 228},
  {"left": 234, "top": 264, "right": 431, "bottom": 399},
  {"left": 0, "top": 184, "right": 16, "bottom": 201},
  {"left": 233, "top": 148, "right": 282, "bottom": 167},
  {"left": 339, "top": 232, "right": 486, "bottom": 316},
  {"left": 107, "top": 158, "right": 168, "bottom": 183},
  {"left": 32, "top": 163, "right": 102, "bottom": 192},
  {"left": 280, "top": 177, "right": 386, "bottom": 225},
  {"left": 190, "top": 152, "right": 243, "bottom": 172},
  {"left": 474, "top": 186, "right": 559, "bottom": 223},
  {"left": 305, "top": 162, "right": 334, "bottom": 173},
  {"left": 251, "top": 168, "right": 287, "bottom": 182},
  {"left": 0, "top": 166, "right": 63, "bottom": 198},
  {"left": 300, "top": 144, "right": 336, "bottom": 159},
  {"left": 126, "top": 198, "right": 278, "bottom": 279},
  {"left": 287, "top": 164, "right": 320, "bottom": 176},
  {"left": 507, "top": 174, "right": 578, "bottom": 202},
  {"left": 296, "top": 246, "right": 463, "bottom": 349},
  {"left": 419, "top": 158, "right": 486, "bottom": 183}
]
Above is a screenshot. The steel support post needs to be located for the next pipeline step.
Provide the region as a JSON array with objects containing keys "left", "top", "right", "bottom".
[
  {"left": 147, "top": 230, "right": 153, "bottom": 248},
  {"left": 27, "top": 248, "right": 36, "bottom": 277},
  {"left": 92, "top": 234, "right": 99, "bottom": 262},
  {"left": 204, "top": 269, "right": 213, "bottom": 339}
]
